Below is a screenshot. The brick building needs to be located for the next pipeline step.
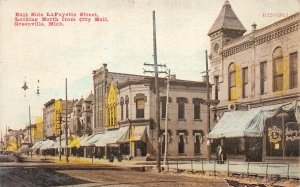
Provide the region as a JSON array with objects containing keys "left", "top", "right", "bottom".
[{"left": 207, "top": 1, "right": 299, "bottom": 162}]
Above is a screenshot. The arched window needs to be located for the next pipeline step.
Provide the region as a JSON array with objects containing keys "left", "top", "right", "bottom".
[
  {"left": 273, "top": 47, "right": 283, "bottom": 92},
  {"left": 228, "top": 63, "right": 236, "bottom": 101}
]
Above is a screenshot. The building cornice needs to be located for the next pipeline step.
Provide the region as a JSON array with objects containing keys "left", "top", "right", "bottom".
[{"left": 221, "top": 13, "right": 300, "bottom": 58}]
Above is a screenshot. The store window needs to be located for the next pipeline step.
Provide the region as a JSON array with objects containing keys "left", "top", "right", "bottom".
[
  {"left": 194, "top": 133, "right": 201, "bottom": 154},
  {"left": 266, "top": 112, "right": 299, "bottom": 157},
  {"left": 178, "top": 133, "right": 185, "bottom": 154}
]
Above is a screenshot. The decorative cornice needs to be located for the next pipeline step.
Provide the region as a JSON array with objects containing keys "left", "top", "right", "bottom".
[
  {"left": 221, "top": 13, "right": 300, "bottom": 58},
  {"left": 221, "top": 20, "right": 299, "bottom": 58}
]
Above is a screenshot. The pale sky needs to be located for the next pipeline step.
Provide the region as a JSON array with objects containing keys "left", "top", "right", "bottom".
[{"left": 0, "top": 0, "right": 299, "bottom": 132}]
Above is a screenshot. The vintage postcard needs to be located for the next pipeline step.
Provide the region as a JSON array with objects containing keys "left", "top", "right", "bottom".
[{"left": 0, "top": 0, "right": 299, "bottom": 186}]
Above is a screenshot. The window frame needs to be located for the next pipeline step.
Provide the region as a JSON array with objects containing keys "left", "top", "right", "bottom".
[
  {"left": 289, "top": 52, "right": 298, "bottom": 89},
  {"left": 242, "top": 67, "right": 248, "bottom": 98},
  {"left": 177, "top": 97, "right": 187, "bottom": 120},
  {"left": 272, "top": 47, "right": 284, "bottom": 92},
  {"left": 228, "top": 63, "right": 236, "bottom": 101},
  {"left": 260, "top": 61, "right": 267, "bottom": 95}
]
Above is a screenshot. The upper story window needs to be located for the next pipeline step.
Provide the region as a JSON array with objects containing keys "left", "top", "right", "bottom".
[
  {"left": 290, "top": 52, "right": 298, "bottom": 89},
  {"left": 136, "top": 99, "right": 145, "bottom": 118},
  {"left": 125, "top": 95, "right": 129, "bottom": 119},
  {"left": 214, "top": 76, "right": 219, "bottom": 101},
  {"left": 120, "top": 97, "right": 124, "bottom": 121},
  {"left": 260, "top": 61, "right": 267, "bottom": 95},
  {"left": 177, "top": 97, "right": 187, "bottom": 120},
  {"left": 242, "top": 67, "right": 248, "bottom": 98},
  {"left": 160, "top": 97, "right": 172, "bottom": 119},
  {"left": 192, "top": 98, "right": 201, "bottom": 120},
  {"left": 134, "top": 94, "right": 147, "bottom": 119},
  {"left": 161, "top": 97, "right": 166, "bottom": 119},
  {"left": 273, "top": 47, "right": 283, "bottom": 92},
  {"left": 228, "top": 63, "right": 236, "bottom": 101}
]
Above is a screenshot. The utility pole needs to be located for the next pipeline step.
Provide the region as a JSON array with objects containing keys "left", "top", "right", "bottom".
[
  {"left": 143, "top": 11, "right": 167, "bottom": 173},
  {"left": 200, "top": 50, "right": 219, "bottom": 161},
  {"left": 205, "top": 50, "right": 211, "bottom": 160},
  {"left": 65, "top": 78, "right": 69, "bottom": 163},
  {"left": 57, "top": 111, "right": 62, "bottom": 161},
  {"left": 163, "top": 69, "right": 175, "bottom": 166},
  {"left": 29, "top": 105, "right": 32, "bottom": 158}
]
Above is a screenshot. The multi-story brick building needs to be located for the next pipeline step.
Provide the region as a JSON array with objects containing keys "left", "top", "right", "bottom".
[
  {"left": 43, "top": 99, "right": 74, "bottom": 139},
  {"left": 207, "top": 1, "right": 299, "bottom": 162},
  {"left": 92, "top": 64, "right": 212, "bottom": 159}
]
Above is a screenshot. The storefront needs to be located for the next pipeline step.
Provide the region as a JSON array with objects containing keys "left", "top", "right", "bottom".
[
  {"left": 208, "top": 101, "right": 299, "bottom": 162},
  {"left": 266, "top": 112, "right": 299, "bottom": 161},
  {"left": 94, "top": 126, "right": 129, "bottom": 157},
  {"left": 129, "top": 125, "right": 147, "bottom": 157}
]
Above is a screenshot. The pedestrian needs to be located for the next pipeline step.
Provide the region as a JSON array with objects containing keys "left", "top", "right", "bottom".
[{"left": 217, "top": 145, "right": 224, "bottom": 164}]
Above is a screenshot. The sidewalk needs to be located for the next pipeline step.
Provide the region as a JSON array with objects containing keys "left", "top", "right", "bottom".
[
  {"left": 26, "top": 155, "right": 300, "bottom": 179},
  {"left": 166, "top": 160, "right": 300, "bottom": 179}
]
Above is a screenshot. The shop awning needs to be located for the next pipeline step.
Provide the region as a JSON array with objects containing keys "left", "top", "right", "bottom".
[
  {"left": 80, "top": 134, "right": 96, "bottom": 147},
  {"left": 40, "top": 139, "right": 55, "bottom": 150},
  {"left": 68, "top": 135, "right": 82, "bottom": 148},
  {"left": 208, "top": 101, "right": 299, "bottom": 139},
  {"left": 85, "top": 133, "right": 105, "bottom": 146},
  {"left": 95, "top": 126, "right": 129, "bottom": 147},
  {"left": 129, "top": 126, "right": 147, "bottom": 142},
  {"left": 31, "top": 141, "right": 44, "bottom": 150},
  {"left": 53, "top": 137, "right": 67, "bottom": 149},
  {"left": 208, "top": 109, "right": 262, "bottom": 139}
]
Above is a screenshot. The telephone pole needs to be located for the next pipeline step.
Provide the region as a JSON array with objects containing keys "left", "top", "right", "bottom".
[
  {"left": 143, "top": 11, "right": 167, "bottom": 173},
  {"left": 163, "top": 70, "right": 175, "bottom": 166},
  {"left": 65, "top": 78, "right": 69, "bottom": 163},
  {"left": 200, "top": 50, "right": 219, "bottom": 160},
  {"left": 29, "top": 105, "right": 32, "bottom": 158},
  {"left": 57, "top": 111, "right": 62, "bottom": 161}
]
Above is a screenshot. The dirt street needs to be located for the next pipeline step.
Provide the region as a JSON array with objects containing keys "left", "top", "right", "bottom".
[
  {"left": 0, "top": 167, "right": 226, "bottom": 187},
  {"left": 57, "top": 169, "right": 227, "bottom": 187}
]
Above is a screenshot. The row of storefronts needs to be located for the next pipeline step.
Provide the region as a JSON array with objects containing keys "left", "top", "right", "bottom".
[{"left": 31, "top": 124, "right": 148, "bottom": 158}]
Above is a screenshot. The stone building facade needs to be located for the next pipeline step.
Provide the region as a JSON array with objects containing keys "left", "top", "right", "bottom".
[
  {"left": 92, "top": 64, "right": 146, "bottom": 132},
  {"left": 92, "top": 64, "right": 211, "bottom": 159},
  {"left": 208, "top": 1, "right": 299, "bottom": 162}
]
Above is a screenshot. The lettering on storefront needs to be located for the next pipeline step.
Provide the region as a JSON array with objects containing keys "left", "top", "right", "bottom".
[{"left": 285, "top": 128, "right": 300, "bottom": 142}]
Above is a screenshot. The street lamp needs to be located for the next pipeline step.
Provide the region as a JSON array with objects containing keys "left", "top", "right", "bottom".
[{"left": 21, "top": 78, "right": 41, "bottom": 158}]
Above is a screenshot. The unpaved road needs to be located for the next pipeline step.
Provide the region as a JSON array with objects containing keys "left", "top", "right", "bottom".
[
  {"left": 0, "top": 167, "right": 227, "bottom": 187},
  {"left": 58, "top": 169, "right": 227, "bottom": 187}
]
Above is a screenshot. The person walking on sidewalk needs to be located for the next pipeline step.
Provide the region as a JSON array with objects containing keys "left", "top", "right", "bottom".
[{"left": 217, "top": 145, "right": 224, "bottom": 164}]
